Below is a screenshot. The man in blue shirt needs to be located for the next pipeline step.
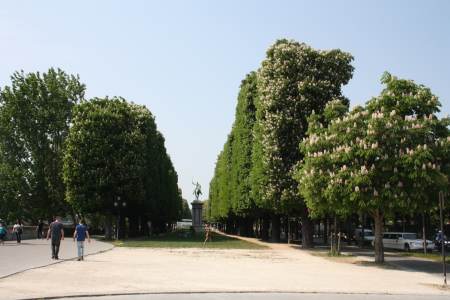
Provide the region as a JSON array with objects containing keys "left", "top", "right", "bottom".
[{"left": 73, "top": 220, "right": 91, "bottom": 261}]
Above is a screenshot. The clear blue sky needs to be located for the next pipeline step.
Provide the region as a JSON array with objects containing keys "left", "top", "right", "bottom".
[{"left": 1, "top": 1, "right": 449, "bottom": 202}]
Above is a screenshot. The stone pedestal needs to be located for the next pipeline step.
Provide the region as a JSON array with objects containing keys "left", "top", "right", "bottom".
[{"left": 191, "top": 200, "right": 204, "bottom": 232}]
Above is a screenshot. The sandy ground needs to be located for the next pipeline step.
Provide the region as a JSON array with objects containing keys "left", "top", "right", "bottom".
[{"left": 1, "top": 240, "right": 449, "bottom": 300}]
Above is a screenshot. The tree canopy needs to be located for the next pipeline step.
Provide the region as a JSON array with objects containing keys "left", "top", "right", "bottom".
[
  {"left": 0, "top": 68, "right": 85, "bottom": 222},
  {"left": 297, "top": 73, "right": 450, "bottom": 262},
  {"left": 63, "top": 97, "right": 182, "bottom": 236}
]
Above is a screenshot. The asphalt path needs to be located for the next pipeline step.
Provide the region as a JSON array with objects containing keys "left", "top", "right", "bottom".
[
  {"left": 59, "top": 292, "right": 450, "bottom": 300},
  {"left": 0, "top": 238, "right": 113, "bottom": 278}
]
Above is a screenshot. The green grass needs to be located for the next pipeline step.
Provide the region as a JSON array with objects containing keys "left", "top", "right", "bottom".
[
  {"left": 396, "top": 251, "right": 450, "bottom": 263},
  {"left": 112, "top": 231, "right": 267, "bottom": 249}
]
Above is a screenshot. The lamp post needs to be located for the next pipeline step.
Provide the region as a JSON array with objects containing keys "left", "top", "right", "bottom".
[
  {"left": 439, "top": 191, "right": 447, "bottom": 285},
  {"left": 114, "top": 196, "right": 126, "bottom": 240}
]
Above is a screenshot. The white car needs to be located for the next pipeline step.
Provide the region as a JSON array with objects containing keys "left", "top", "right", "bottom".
[{"left": 381, "top": 232, "right": 434, "bottom": 251}]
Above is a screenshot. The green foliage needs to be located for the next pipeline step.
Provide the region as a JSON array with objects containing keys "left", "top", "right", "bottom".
[
  {"left": 230, "top": 72, "right": 258, "bottom": 216},
  {"left": 208, "top": 39, "right": 354, "bottom": 235},
  {"left": 181, "top": 198, "right": 192, "bottom": 219},
  {"left": 0, "top": 68, "right": 85, "bottom": 221},
  {"left": 255, "top": 39, "right": 354, "bottom": 214},
  {"left": 297, "top": 73, "right": 450, "bottom": 261},
  {"left": 63, "top": 97, "right": 182, "bottom": 229},
  {"left": 208, "top": 72, "right": 259, "bottom": 221}
]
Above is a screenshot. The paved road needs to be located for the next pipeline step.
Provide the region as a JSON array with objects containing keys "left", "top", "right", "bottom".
[
  {"left": 0, "top": 238, "right": 113, "bottom": 278},
  {"left": 61, "top": 293, "right": 450, "bottom": 300}
]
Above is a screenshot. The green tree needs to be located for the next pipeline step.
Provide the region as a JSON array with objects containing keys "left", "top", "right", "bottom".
[
  {"left": 298, "top": 73, "right": 450, "bottom": 262},
  {"left": 63, "top": 97, "right": 181, "bottom": 238},
  {"left": 208, "top": 133, "right": 235, "bottom": 231},
  {"left": 0, "top": 68, "right": 85, "bottom": 222},
  {"left": 255, "top": 39, "right": 353, "bottom": 244},
  {"left": 181, "top": 198, "right": 192, "bottom": 219},
  {"left": 229, "top": 72, "right": 258, "bottom": 236}
]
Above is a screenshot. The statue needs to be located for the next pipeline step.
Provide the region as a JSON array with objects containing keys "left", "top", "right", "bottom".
[
  {"left": 191, "top": 180, "right": 204, "bottom": 232},
  {"left": 192, "top": 181, "right": 202, "bottom": 201}
]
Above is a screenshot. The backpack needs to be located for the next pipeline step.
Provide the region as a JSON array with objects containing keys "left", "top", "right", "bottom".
[{"left": 0, "top": 227, "right": 6, "bottom": 235}]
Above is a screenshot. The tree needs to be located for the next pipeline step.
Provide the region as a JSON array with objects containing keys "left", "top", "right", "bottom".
[
  {"left": 0, "top": 68, "right": 85, "bottom": 222},
  {"left": 255, "top": 39, "right": 353, "bottom": 244},
  {"left": 63, "top": 97, "right": 181, "bottom": 238},
  {"left": 181, "top": 198, "right": 192, "bottom": 219},
  {"left": 208, "top": 72, "right": 259, "bottom": 235},
  {"left": 298, "top": 73, "right": 450, "bottom": 262},
  {"left": 295, "top": 99, "right": 350, "bottom": 253},
  {"left": 229, "top": 72, "right": 258, "bottom": 236}
]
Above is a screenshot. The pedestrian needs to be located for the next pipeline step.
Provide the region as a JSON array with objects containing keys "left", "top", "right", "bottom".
[
  {"left": 13, "top": 219, "right": 23, "bottom": 243},
  {"left": 47, "top": 216, "right": 64, "bottom": 260},
  {"left": 36, "top": 219, "right": 44, "bottom": 239},
  {"left": 73, "top": 219, "right": 91, "bottom": 261},
  {"left": 0, "top": 222, "right": 7, "bottom": 245}
]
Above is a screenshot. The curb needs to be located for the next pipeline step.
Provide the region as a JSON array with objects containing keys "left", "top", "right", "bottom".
[{"left": 16, "top": 290, "right": 450, "bottom": 300}]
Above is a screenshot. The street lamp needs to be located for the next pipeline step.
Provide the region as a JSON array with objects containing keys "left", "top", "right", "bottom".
[
  {"left": 439, "top": 191, "right": 447, "bottom": 285},
  {"left": 114, "top": 196, "right": 126, "bottom": 240}
]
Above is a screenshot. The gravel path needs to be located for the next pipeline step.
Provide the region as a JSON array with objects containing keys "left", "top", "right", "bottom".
[{"left": 0, "top": 241, "right": 449, "bottom": 300}]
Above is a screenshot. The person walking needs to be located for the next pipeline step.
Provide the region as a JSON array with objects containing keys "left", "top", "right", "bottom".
[
  {"left": 47, "top": 216, "right": 64, "bottom": 259},
  {"left": 73, "top": 219, "right": 90, "bottom": 261},
  {"left": 36, "top": 219, "right": 44, "bottom": 239},
  {"left": 13, "top": 219, "right": 23, "bottom": 243},
  {"left": 0, "top": 221, "right": 7, "bottom": 245}
]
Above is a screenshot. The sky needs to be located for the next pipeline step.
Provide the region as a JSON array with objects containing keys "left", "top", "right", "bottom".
[{"left": 1, "top": 1, "right": 449, "bottom": 203}]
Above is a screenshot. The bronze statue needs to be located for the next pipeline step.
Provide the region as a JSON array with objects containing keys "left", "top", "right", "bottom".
[{"left": 192, "top": 181, "right": 202, "bottom": 201}]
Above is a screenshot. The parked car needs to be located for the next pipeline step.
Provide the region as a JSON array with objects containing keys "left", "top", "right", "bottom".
[
  {"left": 379, "top": 232, "right": 434, "bottom": 251},
  {"left": 434, "top": 239, "right": 450, "bottom": 251},
  {"left": 353, "top": 228, "right": 375, "bottom": 245},
  {"left": 434, "top": 231, "right": 450, "bottom": 251}
]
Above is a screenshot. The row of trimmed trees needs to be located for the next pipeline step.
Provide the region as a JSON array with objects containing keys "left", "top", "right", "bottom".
[
  {"left": 207, "top": 39, "right": 354, "bottom": 246},
  {"left": 0, "top": 69, "right": 183, "bottom": 237},
  {"left": 207, "top": 39, "right": 450, "bottom": 262}
]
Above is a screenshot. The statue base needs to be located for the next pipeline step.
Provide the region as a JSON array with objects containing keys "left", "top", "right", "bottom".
[{"left": 191, "top": 200, "right": 204, "bottom": 233}]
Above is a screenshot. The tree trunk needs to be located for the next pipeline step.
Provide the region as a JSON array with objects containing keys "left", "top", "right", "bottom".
[
  {"left": 119, "top": 215, "right": 126, "bottom": 239},
  {"left": 104, "top": 214, "right": 114, "bottom": 240},
  {"left": 360, "top": 214, "right": 366, "bottom": 248},
  {"left": 294, "top": 219, "right": 300, "bottom": 240},
  {"left": 324, "top": 217, "right": 329, "bottom": 245},
  {"left": 129, "top": 215, "right": 139, "bottom": 238},
  {"left": 287, "top": 217, "right": 291, "bottom": 243},
  {"left": 330, "top": 221, "right": 334, "bottom": 254},
  {"left": 140, "top": 215, "right": 149, "bottom": 236},
  {"left": 245, "top": 217, "right": 254, "bottom": 237},
  {"left": 300, "top": 206, "right": 314, "bottom": 248},
  {"left": 261, "top": 215, "right": 270, "bottom": 241},
  {"left": 271, "top": 214, "right": 281, "bottom": 242},
  {"left": 337, "top": 219, "right": 341, "bottom": 254},
  {"left": 422, "top": 213, "right": 427, "bottom": 255},
  {"left": 373, "top": 210, "right": 384, "bottom": 263},
  {"left": 238, "top": 218, "right": 245, "bottom": 236},
  {"left": 331, "top": 216, "right": 337, "bottom": 254},
  {"left": 225, "top": 217, "right": 234, "bottom": 234}
]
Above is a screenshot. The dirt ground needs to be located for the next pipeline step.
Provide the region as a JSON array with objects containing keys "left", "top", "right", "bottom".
[{"left": 1, "top": 240, "right": 449, "bottom": 300}]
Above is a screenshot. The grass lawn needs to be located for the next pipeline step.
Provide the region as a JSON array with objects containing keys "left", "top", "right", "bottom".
[{"left": 112, "top": 231, "right": 267, "bottom": 249}]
